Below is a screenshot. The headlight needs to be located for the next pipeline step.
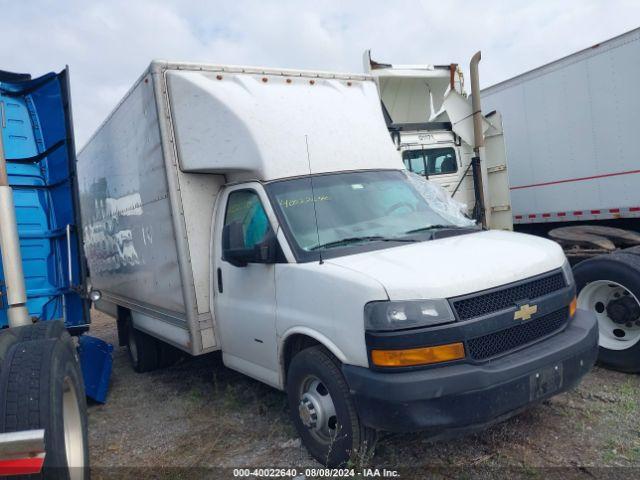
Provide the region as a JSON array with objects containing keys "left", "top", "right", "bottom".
[
  {"left": 365, "top": 299, "right": 455, "bottom": 331},
  {"left": 561, "top": 259, "right": 574, "bottom": 286}
]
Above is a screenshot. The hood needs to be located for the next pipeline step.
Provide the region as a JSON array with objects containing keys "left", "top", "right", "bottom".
[{"left": 326, "top": 230, "right": 566, "bottom": 300}]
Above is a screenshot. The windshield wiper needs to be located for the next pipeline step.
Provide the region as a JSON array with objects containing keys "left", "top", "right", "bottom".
[
  {"left": 310, "top": 235, "right": 417, "bottom": 251},
  {"left": 404, "top": 224, "right": 469, "bottom": 234}
]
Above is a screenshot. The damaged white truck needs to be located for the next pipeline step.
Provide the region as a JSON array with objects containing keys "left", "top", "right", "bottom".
[{"left": 78, "top": 61, "right": 598, "bottom": 466}]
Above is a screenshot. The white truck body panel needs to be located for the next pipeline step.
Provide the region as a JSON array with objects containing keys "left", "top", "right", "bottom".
[
  {"left": 79, "top": 67, "right": 222, "bottom": 354},
  {"left": 165, "top": 67, "right": 400, "bottom": 181},
  {"left": 481, "top": 27, "right": 640, "bottom": 224},
  {"left": 328, "top": 229, "right": 565, "bottom": 300}
]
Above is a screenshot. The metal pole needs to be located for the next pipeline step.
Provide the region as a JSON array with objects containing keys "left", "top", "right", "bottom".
[
  {"left": 0, "top": 108, "right": 31, "bottom": 327},
  {"left": 469, "top": 51, "right": 487, "bottom": 228}
]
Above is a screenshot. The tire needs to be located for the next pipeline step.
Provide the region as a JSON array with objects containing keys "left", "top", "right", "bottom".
[
  {"left": 126, "top": 319, "right": 160, "bottom": 373},
  {"left": 0, "top": 330, "right": 19, "bottom": 366},
  {"left": 286, "top": 346, "right": 376, "bottom": 467},
  {"left": 14, "top": 320, "right": 67, "bottom": 342},
  {"left": 158, "top": 342, "right": 183, "bottom": 368},
  {"left": 574, "top": 253, "right": 640, "bottom": 372},
  {"left": 0, "top": 338, "right": 89, "bottom": 479}
]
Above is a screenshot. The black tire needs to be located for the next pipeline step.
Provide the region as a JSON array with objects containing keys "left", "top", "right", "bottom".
[
  {"left": 14, "top": 320, "right": 66, "bottom": 342},
  {"left": 0, "top": 330, "right": 19, "bottom": 366},
  {"left": 126, "top": 319, "right": 160, "bottom": 373},
  {"left": 574, "top": 253, "right": 640, "bottom": 372},
  {"left": 286, "top": 346, "right": 376, "bottom": 467},
  {"left": 158, "top": 342, "right": 183, "bottom": 368},
  {"left": 0, "top": 338, "right": 89, "bottom": 479}
]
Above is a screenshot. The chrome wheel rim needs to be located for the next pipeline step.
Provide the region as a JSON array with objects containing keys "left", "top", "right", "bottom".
[
  {"left": 62, "top": 376, "right": 85, "bottom": 477},
  {"left": 298, "top": 375, "right": 338, "bottom": 444},
  {"left": 578, "top": 280, "right": 640, "bottom": 350}
]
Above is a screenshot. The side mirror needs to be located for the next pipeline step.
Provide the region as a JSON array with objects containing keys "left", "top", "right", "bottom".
[
  {"left": 255, "top": 229, "right": 278, "bottom": 264},
  {"left": 222, "top": 222, "right": 278, "bottom": 267}
]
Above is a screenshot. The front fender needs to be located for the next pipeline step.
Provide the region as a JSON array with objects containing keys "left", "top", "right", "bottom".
[{"left": 275, "top": 262, "right": 388, "bottom": 386}]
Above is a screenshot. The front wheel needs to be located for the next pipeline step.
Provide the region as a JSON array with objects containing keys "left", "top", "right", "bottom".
[
  {"left": 574, "top": 253, "right": 640, "bottom": 372},
  {"left": 286, "top": 346, "right": 376, "bottom": 467}
]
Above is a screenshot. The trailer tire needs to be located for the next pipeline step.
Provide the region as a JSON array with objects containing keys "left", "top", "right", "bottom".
[
  {"left": 0, "top": 338, "right": 89, "bottom": 479},
  {"left": 286, "top": 346, "right": 376, "bottom": 467},
  {"left": 126, "top": 320, "right": 160, "bottom": 373},
  {"left": 574, "top": 253, "right": 640, "bottom": 372}
]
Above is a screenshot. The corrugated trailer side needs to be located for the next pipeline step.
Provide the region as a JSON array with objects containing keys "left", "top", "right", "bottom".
[
  {"left": 481, "top": 27, "right": 640, "bottom": 225},
  {"left": 78, "top": 63, "right": 223, "bottom": 358}
]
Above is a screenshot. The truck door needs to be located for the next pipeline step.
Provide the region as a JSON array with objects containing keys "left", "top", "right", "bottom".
[{"left": 212, "top": 185, "right": 280, "bottom": 387}]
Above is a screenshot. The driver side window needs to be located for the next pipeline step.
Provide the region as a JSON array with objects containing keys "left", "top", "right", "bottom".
[{"left": 224, "top": 190, "right": 270, "bottom": 249}]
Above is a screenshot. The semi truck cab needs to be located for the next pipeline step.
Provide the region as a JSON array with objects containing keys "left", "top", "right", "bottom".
[{"left": 364, "top": 53, "right": 513, "bottom": 232}]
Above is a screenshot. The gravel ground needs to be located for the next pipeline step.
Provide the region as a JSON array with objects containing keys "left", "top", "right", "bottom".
[{"left": 87, "top": 309, "right": 640, "bottom": 478}]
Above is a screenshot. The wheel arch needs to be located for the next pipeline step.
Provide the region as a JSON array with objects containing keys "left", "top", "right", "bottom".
[{"left": 280, "top": 328, "right": 348, "bottom": 386}]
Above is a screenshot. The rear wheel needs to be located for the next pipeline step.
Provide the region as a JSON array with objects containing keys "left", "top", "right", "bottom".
[
  {"left": 286, "top": 346, "right": 376, "bottom": 467},
  {"left": 574, "top": 253, "right": 640, "bottom": 372},
  {"left": 126, "top": 319, "right": 161, "bottom": 373},
  {"left": 0, "top": 338, "right": 89, "bottom": 479}
]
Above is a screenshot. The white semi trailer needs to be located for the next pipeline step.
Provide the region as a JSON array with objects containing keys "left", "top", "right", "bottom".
[
  {"left": 370, "top": 27, "right": 640, "bottom": 373},
  {"left": 78, "top": 61, "right": 597, "bottom": 466}
]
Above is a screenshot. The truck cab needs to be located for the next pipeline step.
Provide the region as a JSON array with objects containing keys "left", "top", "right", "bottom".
[
  {"left": 79, "top": 62, "right": 599, "bottom": 467},
  {"left": 364, "top": 51, "right": 512, "bottom": 231}
]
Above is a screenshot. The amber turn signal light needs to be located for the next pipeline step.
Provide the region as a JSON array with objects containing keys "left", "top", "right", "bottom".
[
  {"left": 569, "top": 296, "right": 577, "bottom": 318},
  {"left": 371, "top": 342, "right": 465, "bottom": 367}
]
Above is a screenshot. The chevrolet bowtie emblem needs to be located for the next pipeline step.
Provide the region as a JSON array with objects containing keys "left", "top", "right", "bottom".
[{"left": 514, "top": 303, "right": 537, "bottom": 321}]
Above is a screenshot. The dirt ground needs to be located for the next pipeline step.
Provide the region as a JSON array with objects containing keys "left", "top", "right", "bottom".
[{"left": 87, "top": 309, "right": 640, "bottom": 478}]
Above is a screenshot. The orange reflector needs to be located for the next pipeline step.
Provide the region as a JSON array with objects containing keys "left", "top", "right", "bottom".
[
  {"left": 569, "top": 296, "right": 577, "bottom": 318},
  {"left": 371, "top": 342, "right": 465, "bottom": 367}
]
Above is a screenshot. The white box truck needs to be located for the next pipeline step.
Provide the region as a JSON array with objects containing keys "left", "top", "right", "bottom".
[
  {"left": 78, "top": 61, "right": 597, "bottom": 466},
  {"left": 370, "top": 28, "right": 640, "bottom": 373}
]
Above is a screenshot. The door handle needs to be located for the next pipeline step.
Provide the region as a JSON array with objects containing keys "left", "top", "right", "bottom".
[{"left": 217, "top": 268, "right": 223, "bottom": 293}]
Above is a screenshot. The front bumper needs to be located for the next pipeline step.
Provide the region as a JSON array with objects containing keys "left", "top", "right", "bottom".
[{"left": 342, "top": 308, "right": 598, "bottom": 435}]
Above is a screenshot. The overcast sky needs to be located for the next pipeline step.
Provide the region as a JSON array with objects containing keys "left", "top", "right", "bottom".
[{"left": 3, "top": 0, "right": 640, "bottom": 147}]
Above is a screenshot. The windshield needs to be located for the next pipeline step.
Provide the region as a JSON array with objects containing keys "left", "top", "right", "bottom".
[
  {"left": 266, "top": 170, "right": 473, "bottom": 260},
  {"left": 402, "top": 147, "right": 458, "bottom": 176}
]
